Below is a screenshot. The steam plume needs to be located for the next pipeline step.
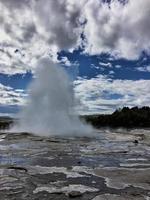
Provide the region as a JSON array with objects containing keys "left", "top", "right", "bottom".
[{"left": 14, "top": 58, "right": 92, "bottom": 136}]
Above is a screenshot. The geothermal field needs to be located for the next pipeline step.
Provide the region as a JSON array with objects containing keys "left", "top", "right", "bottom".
[
  {"left": 0, "top": 0, "right": 150, "bottom": 199},
  {"left": 0, "top": 129, "right": 150, "bottom": 200},
  {"left": 0, "top": 59, "right": 149, "bottom": 200}
]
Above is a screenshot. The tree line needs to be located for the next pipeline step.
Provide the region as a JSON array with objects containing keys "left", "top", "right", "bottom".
[
  {"left": 82, "top": 106, "right": 150, "bottom": 128},
  {"left": 0, "top": 117, "right": 13, "bottom": 130}
]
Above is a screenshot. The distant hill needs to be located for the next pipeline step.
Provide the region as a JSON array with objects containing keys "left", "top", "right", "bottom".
[{"left": 82, "top": 106, "right": 150, "bottom": 128}]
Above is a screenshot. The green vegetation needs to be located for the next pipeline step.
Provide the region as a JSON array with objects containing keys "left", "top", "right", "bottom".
[
  {"left": 82, "top": 106, "right": 150, "bottom": 128},
  {"left": 0, "top": 117, "right": 13, "bottom": 130}
]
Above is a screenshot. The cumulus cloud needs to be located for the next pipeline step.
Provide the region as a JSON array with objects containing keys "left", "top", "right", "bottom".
[
  {"left": 83, "top": 0, "right": 150, "bottom": 59},
  {"left": 0, "top": 83, "right": 26, "bottom": 106},
  {"left": 0, "top": 0, "right": 85, "bottom": 74},
  {"left": 74, "top": 76, "right": 150, "bottom": 114},
  {"left": 0, "top": 74, "right": 150, "bottom": 115},
  {"left": 33, "top": 0, "right": 85, "bottom": 51},
  {"left": 0, "top": 0, "right": 150, "bottom": 74}
]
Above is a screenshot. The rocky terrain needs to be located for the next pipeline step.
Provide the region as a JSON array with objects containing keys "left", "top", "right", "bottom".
[{"left": 0, "top": 129, "right": 150, "bottom": 199}]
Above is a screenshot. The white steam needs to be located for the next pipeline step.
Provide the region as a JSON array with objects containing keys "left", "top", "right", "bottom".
[{"left": 14, "top": 58, "right": 92, "bottom": 136}]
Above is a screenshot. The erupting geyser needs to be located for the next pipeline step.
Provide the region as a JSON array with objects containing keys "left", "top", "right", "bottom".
[{"left": 14, "top": 58, "right": 92, "bottom": 136}]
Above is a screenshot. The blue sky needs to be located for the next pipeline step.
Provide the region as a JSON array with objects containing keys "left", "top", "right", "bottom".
[{"left": 0, "top": 0, "right": 150, "bottom": 115}]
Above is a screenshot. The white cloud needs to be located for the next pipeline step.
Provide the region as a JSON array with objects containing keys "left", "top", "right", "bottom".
[
  {"left": 0, "top": 0, "right": 47, "bottom": 74},
  {"left": 33, "top": 0, "right": 85, "bottom": 51},
  {"left": 99, "top": 61, "right": 112, "bottom": 68},
  {"left": 59, "top": 56, "right": 79, "bottom": 67},
  {"left": 137, "top": 66, "right": 150, "bottom": 73},
  {"left": 74, "top": 76, "right": 150, "bottom": 114},
  {"left": 0, "top": 0, "right": 85, "bottom": 74},
  {"left": 115, "top": 65, "right": 122, "bottom": 69},
  {"left": 0, "top": 75, "right": 150, "bottom": 115},
  {"left": 0, "top": 0, "right": 150, "bottom": 116},
  {"left": 0, "top": 83, "right": 26, "bottom": 106},
  {"left": 60, "top": 56, "right": 72, "bottom": 67},
  {"left": 83, "top": 0, "right": 150, "bottom": 60},
  {"left": 90, "top": 64, "right": 100, "bottom": 69},
  {"left": 109, "top": 70, "right": 115, "bottom": 75},
  {"left": 0, "top": 0, "right": 150, "bottom": 74}
]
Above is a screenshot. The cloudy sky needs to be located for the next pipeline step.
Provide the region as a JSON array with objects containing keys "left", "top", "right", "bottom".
[{"left": 0, "top": 0, "right": 150, "bottom": 115}]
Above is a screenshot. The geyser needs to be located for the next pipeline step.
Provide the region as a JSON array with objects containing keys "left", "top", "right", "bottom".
[{"left": 14, "top": 58, "right": 92, "bottom": 136}]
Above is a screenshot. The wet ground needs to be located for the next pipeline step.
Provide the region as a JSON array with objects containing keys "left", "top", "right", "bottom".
[{"left": 0, "top": 129, "right": 150, "bottom": 199}]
